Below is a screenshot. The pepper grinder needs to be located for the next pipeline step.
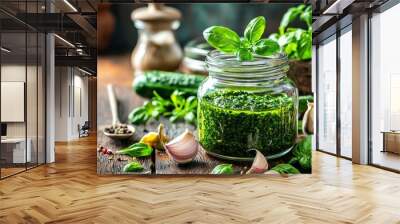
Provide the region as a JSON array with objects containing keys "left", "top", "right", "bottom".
[{"left": 131, "top": 3, "right": 183, "bottom": 74}]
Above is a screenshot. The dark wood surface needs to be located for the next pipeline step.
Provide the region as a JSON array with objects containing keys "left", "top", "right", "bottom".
[{"left": 97, "top": 55, "right": 152, "bottom": 175}]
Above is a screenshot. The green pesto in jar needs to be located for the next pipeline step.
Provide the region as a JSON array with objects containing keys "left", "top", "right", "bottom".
[{"left": 198, "top": 90, "right": 297, "bottom": 158}]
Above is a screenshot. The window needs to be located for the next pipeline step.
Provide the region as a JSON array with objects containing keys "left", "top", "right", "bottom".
[
  {"left": 370, "top": 3, "right": 400, "bottom": 171},
  {"left": 317, "top": 35, "right": 337, "bottom": 154},
  {"left": 339, "top": 27, "right": 352, "bottom": 158}
]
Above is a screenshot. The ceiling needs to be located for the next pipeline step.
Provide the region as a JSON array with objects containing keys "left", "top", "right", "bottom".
[{"left": 0, "top": 0, "right": 97, "bottom": 75}]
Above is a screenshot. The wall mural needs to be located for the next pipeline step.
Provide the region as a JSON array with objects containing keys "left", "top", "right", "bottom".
[{"left": 97, "top": 3, "right": 313, "bottom": 175}]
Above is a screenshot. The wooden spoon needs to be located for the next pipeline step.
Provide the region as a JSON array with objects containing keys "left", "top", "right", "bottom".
[{"left": 103, "top": 84, "right": 135, "bottom": 140}]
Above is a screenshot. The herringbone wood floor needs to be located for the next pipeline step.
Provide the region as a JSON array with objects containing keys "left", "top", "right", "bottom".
[{"left": 0, "top": 135, "right": 399, "bottom": 224}]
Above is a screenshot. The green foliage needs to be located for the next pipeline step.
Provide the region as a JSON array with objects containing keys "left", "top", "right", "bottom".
[
  {"left": 289, "top": 135, "right": 312, "bottom": 171},
  {"left": 203, "top": 26, "right": 240, "bottom": 53},
  {"left": 271, "top": 163, "right": 300, "bottom": 174},
  {"left": 298, "top": 95, "right": 314, "bottom": 114},
  {"left": 269, "top": 4, "right": 312, "bottom": 61},
  {"left": 128, "top": 91, "right": 197, "bottom": 125},
  {"left": 244, "top": 16, "right": 266, "bottom": 43},
  {"left": 203, "top": 16, "right": 280, "bottom": 61},
  {"left": 117, "top": 143, "right": 153, "bottom": 157},
  {"left": 211, "top": 164, "right": 234, "bottom": 175},
  {"left": 123, "top": 161, "right": 144, "bottom": 172},
  {"left": 169, "top": 91, "right": 198, "bottom": 124}
]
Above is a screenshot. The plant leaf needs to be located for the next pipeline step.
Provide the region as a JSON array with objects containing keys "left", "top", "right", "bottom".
[
  {"left": 290, "top": 135, "right": 312, "bottom": 170},
  {"left": 279, "top": 5, "right": 305, "bottom": 34},
  {"left": 244, "top": 16, "right": 266, "bottom": 43},
  {"left": 253, "top": 39, "right": 280, "bottom": 56},
  {"left": 123, "top": 161, "right": 144, "bottom": 172},
  {"left": 300, "top": 5, "right": 312, "bottom": 27},
  {"left": 128, "top": 106, "right": 149, "bottom": 125},
  {"left": 270, "top": 164, "right": 300, "bottom": 174},
  {"left": 211, "top": 164, "right": 234, "bottom": 174},
  {"left": 203, "top": 26, "right": 240, "bottom": 53},
  {"left": 236, "top": 48, "right": 253, "bottom": 61},
  {"left": 117, "top": 143, "right": 153, "bottom": 157}
]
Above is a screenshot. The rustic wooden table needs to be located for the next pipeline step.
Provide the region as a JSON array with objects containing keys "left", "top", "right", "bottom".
[{"left": 97, "top": 55, "right": 299, "bottom": 175}]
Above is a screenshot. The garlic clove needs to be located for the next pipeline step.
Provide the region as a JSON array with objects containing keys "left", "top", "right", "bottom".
[
  {"left": 165, "top": 130, "right": 198, "bottom": 164},
  {"left": 246, "top": 149, "right": 268, "bottom": 174},
  {"left": 157, "top": 123, "right": 169, "bottom": 149}
]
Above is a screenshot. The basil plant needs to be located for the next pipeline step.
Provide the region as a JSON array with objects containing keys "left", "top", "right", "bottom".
[{"left": 203, "top": 16, "right": 280, "bottom": 61}]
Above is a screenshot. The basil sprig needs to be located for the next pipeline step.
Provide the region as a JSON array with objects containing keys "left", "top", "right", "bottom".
[
  {"left": 123, "top": 161, "right": 144, "bottom": 172},
  {"left": 270, "top": 163, "right": 300, "bottom": 174},
  {"left": 289, "top": 135, "right": 312, "bottom": 171},
  {"left": 203, "top": 16, "right": 279, "bottom": 61},
  {"left": 211, "top": 164, "right": 234, "bottom": 175},
  {"left": 116, "top": 143, "right": 153, "bottom": 157},
  {"left": 128, "top": 90, "right": 197, "bottom": 125}
]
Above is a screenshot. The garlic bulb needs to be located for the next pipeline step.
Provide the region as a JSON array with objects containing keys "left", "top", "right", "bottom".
[
  {"left": 302, "top": 102, "right": 314, "bottom": 135},
  {"left": 165, "top": 130, "right": 198, "bottom": 164},
  {"left": 246, "top": 149, "right": 268, "bottom": 174}
]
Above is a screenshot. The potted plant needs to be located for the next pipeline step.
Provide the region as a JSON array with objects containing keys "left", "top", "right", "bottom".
[{"left": 269, "top": 5, "right": 312, "bottom": 95}]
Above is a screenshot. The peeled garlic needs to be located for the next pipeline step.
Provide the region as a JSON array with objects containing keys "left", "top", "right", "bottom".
[
  {"left": 165, "top": 130, "right": 198, "bottom": 164},
  {"left": 246, "top": 149, "right": 268, "bottom": 174}
]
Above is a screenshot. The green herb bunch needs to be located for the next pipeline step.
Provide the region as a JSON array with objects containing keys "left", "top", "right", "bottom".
[
  {"left": 289, "top": 135, "right": 312, "bottom": 172},
  {"left": 269, "top": 4, "right": 312, "bottom": 61},
  {"left": 203, "top": 16, "right": 280, "bottom": 61},
  {"left": 129, "top": 90, "right": 197, "bottom": 125}
]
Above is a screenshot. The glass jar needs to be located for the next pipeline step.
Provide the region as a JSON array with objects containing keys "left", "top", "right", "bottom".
[
  {"left": 197, "top": 51, "right": 298, "bottom": 161},
  {"left": 181, "top": 38, "right": 212, "bottom": 75}
]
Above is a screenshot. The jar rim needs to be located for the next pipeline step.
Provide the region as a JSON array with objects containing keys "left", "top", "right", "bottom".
[{"left": 205, "top": 50, "right": 289, "bottom": 81}]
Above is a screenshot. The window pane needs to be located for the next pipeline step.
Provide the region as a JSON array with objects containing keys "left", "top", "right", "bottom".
[
  {"left": 317, "top": 36, "right": 337, "bottom": 154},
  {"left": 371, "top": 3, "right": 400, "bottom": 171},
  {"left": 1, "top": 31, "right": 27, "bottom": 177},
  {"left": 340, "top": 28, "right": 352, "bottom": 158}
]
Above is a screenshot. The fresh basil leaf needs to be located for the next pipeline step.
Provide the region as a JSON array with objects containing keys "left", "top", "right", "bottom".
[
  {"left": 284, "top": 42, "right": 298, "bottom": 58},
  {"left": 297, "top": 31, "right": 312, "bottom": 60},
  {"left": 268, "top": 33, "right": 280, "bottom": 42},
  {"left": 279, "top": 5, "right": 305, "bottom": 34},
  {"left": 253, "top": 39, "right": 280, "bottom": 56},
  {"left": 244, "top": 16, "right": 266, "bottom": 43},
  {"left": 271, "top": 164, "right": 300, "bottom": 174},
  {"left": 128, "top": 107, "right": 148, "bottom": 125},
  {"left": 236, "top": 48, "right": 253, "bottom": 61},
  {"left": 185, "top": 96, "right": 197, "bottom": 110},
  {"left": 203, "top": 26, "right": 240, "bottom": 53},
  {"left": 211, "top": 164, "right": 234, "bottom": 175},
  {"left": 170, "top": 90, "right": 186, "bottom": 109},
  {"left": 123, "top": 161, "right": 144, "bottom": 172},
  {"left": 117, "top": 143, "right": 153, "bottom": 157},
  {"left": 300, "top": 5, "right": 312, "bottom": 27},
  {"left": 290, "top": 135, "right": 312, "bottom": 170},
  {"left": 240, "top": 38, "right": 251, "bottom": 49}
]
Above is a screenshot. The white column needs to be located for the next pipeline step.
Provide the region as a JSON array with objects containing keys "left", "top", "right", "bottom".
[
  {"left": 45, "top": 0, "right": 56, "bottom": 163},
  {"left": 352, "top": 14, "right": 369, "bottom": 164}
]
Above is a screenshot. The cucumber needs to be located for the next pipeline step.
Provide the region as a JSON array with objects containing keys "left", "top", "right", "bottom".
[{"left": 133, "top": 71, "right": 205, "bottom": 98}]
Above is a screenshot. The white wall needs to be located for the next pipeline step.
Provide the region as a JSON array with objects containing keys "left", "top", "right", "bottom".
[{"left": 54, "top": 67, "right": 89, "bottom": 141}]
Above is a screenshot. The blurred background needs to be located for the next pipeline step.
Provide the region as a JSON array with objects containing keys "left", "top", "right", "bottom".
[{"left": 98, "top": 3, "right": 305, "bottom": 55}]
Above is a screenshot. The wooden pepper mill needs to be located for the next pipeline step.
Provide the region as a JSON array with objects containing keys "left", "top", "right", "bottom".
[{"left": 131, "top": 3, "right": 183, "bottom": 74}]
